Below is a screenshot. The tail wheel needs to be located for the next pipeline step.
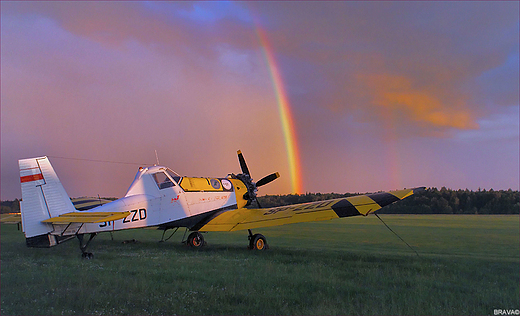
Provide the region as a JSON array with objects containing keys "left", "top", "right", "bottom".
[
  {"left": 81, "top": 252, "right": 94, "bottom": 260},
  {"left": 187, "top": 232, "right": 205, "bottom": 249},
  {"left": 249, "top": 234, "right": 268, "bottom": 250}
]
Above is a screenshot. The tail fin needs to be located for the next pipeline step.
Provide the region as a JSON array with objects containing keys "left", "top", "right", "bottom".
[{"left": 19, "top": 156, "right": 76, "bottom": 247}]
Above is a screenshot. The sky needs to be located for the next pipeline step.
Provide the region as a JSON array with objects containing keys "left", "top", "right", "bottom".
[{"left": 1, "top": 1, "right": 518, "bottom": 200}]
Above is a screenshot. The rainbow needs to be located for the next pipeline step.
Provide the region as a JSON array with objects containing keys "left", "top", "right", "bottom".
[{"left": 255, "top": 26, "right": 303, "bottom": 194}]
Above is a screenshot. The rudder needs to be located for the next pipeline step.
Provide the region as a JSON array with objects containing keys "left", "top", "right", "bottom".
[{"left": 19, "top": 156, "right": 76, "bottom": 247}]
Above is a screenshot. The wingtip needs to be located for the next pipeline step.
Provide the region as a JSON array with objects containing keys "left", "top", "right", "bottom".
[{"left": 413, "top": 187, "right": 426, "bottom": 194}]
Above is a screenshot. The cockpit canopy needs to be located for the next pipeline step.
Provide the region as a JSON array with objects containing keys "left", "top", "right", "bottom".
[
  {"left": 151, "top": 170, "right": 181, "bottom": 190},
  {"left": 124, "top": 166, "right": 235, "bottom": 197},
  {"left": 125, "top": 166, "right": 180, "bottom": 197}
]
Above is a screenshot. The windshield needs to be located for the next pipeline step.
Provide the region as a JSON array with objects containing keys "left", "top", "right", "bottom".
[
  {"left": 165, "top": 169, "right": 182, "bottom": 185},
  {"left": 152, "top": 172, "right": 175, "bottom": 190}
]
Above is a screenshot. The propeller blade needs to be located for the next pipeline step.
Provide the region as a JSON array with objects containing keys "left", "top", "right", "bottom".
[
  {"left": 256, "top": 172, "right": 280, "bottom": 187},
  {"left": 237, "top": 150, "right": 250, "bottom": 176}
]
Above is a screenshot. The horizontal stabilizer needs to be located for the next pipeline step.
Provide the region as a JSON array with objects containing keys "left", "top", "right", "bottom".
[
  {"left": 42, "top": 211, "right": 130, "bottom": 224},
  {"left": 0, "top": 213, "right": 22, "bottom": 223}
]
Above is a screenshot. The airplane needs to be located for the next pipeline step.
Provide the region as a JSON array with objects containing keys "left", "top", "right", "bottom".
[{"left": 12, "top": 151, "right": 424, "bottom": 258}]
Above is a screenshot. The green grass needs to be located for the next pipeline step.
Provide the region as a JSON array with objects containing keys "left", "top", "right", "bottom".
[{"left": 1, "top": 215, "right": 519, "bottom": 315}]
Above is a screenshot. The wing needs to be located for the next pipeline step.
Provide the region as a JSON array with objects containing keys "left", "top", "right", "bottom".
[
  {"left": 199, "top": 187, "right": 424, "bottom": 232},
  {"left": 41, "top": 211, "right": 130, "bottom": 224},
  {"left": 0, "top": 213, "right": 22, "bottom": 223}
]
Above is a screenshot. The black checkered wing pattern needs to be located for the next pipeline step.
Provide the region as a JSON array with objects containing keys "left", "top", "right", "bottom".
[{"left": 199, "top": 187, "right": 425, "bottom": 232}]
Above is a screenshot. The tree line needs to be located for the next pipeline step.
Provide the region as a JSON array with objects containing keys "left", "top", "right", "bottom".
[
  {"left": 1, "top": 199, "right": 20, "bottom": 214},
  {"left": 1, "top": 187, "right": 518, "bottom": 214},
  {"left": 257, "top": 187, "right": 519, "bottom": 215}
]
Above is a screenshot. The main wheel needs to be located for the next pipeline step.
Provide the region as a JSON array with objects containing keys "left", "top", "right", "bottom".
[
  {"left": 249, "top": 234, "right": 268, "bottom": 250},
  {"left": 187, "top": 232, "right": 205, "bottom": 249}
]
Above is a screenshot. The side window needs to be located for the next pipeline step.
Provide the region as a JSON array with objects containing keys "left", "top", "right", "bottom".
[{"left": 152, "top": 172, "right": 175, "bottom": 190}]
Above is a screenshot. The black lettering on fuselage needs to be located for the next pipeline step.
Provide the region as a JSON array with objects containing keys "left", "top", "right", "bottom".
[
  {"left": 99, "top": 221, "right": 112, "bottom": 228},
  {"left": 139, "top": 208, "right": 147, "bottom": 220},
  {"left": 123, "top": 208, "right": 147, "bottom": 224},
  {"left": 131, "top": 209, "right": 138, "bottom": 222}
]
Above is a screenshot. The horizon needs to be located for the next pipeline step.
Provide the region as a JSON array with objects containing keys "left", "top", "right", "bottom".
[{"left": 1, "top": 183, "right": 518, "bottom": 202}]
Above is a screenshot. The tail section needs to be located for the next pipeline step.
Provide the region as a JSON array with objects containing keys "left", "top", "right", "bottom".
[{"left": 19, "top": 156, "right": 76, "bottom": 247}]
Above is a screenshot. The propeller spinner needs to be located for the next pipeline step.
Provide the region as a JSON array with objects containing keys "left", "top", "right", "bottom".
[{"left": 233, "top": 150, "right": 280, "bottom": 207}]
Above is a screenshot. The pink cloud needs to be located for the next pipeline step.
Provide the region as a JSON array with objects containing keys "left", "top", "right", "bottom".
[{"left": 1, "top": 1, "right": 518, "bottom": 200}]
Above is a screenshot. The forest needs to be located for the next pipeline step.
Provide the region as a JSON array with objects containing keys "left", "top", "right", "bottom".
[
  {"left": 257, "top": 187, "right": 519, "bottom": 214},
  {"left": 1, "top": 187, "right": 518, "bottom": 214}
]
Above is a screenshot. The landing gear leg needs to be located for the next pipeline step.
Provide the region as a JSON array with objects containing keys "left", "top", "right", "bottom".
[
  {"left": 77, "top": 233, "right": 97, "bottom": 259},
  {"left": 248, "top": 229, "right": 268, "bottom": 250},
  {"left": 160, "top": 227, "right": 180, "bottom": 243}
]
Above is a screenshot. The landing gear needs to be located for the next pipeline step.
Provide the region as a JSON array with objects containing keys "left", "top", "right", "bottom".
[
  {"left": 77, "top": 233, "right": 97, "bottom": 259},
  {"left": 187, "top": 232, "right": 205, "bottom": 249},
  {"left": 248, "top": 229, "right": 268, "bottom": 250},
  {"left": 82, "top": 252, "right": 94, "bottom": 259}
]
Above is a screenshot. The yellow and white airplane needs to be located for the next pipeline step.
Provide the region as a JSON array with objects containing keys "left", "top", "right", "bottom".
[{"left": 14, "top": 151, "right": 423, "bottom": 258}]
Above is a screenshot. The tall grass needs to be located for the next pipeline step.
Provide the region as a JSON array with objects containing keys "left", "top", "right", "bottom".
[{"left": 1, "top": 215, "right": 518, "bottom": 315}]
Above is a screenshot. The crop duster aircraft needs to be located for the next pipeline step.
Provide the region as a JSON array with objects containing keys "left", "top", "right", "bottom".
[{"left": 15, "top": 151, "right": 423, "bottom": 258}]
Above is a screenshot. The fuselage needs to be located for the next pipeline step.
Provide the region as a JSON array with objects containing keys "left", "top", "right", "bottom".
[{"left": 52, "top": 166, "right": 248, "bottom": 236}]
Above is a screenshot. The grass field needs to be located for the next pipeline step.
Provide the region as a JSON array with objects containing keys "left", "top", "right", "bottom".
[{"left": 1, "top": 215, "right": 519, "bottom": 315}]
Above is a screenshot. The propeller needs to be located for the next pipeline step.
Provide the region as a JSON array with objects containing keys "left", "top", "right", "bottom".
[
  {"left": 233, "top": 150, "right": 280, "bottom": 207},
  {"left": 256, "top": 172, "right": 280, "bottom": 187},
  {"left": 237, "top": 150, "right": 251, "bottom": 176}
]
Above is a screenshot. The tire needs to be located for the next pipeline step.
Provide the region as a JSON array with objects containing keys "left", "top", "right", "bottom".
[
  {"left": 249, "top": 234, "right": 267, "bottom": 250},
  {"left": 82, "top": 252, "right": 93, "bottom": 259},
  {"left": 187, "top": 232, "right": 205, "bottom": 249}
]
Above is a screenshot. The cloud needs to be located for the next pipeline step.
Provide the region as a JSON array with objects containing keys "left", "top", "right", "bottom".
[
  {"left": 0, "top": 5, "right": 289, "bottom": 199},
  {"left": 455, "top": 105, "right": 519, "bottom": 142},
  {"left": 4, "top": 1, "right": 516, "bottom": 137},
  {"left": 1, "top": 1, "right": 518, "bottom": 199},
  {"left": 356, "top": 73, "right": 479, "bottom": 133},
  {"left": 243, "top": 1, "right": 517, "bottom": 136}
]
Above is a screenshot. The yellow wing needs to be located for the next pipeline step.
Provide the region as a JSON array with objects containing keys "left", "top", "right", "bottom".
[
  {"left": 0, "top": 197, "right": 114, "bottom": 225},
  {"left": 0, "top": 213, "right": 21, "bottom": 223},
  {"left": 42, "top": 211, "right": 130, "bottom": 224},
  {"left": 199, "top": 187, "right": 424, "bottom": 232}
]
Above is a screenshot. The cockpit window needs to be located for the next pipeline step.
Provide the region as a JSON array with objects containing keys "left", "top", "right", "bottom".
[
  {"left": 165, "top": 169, "right": 182, "bottom": 185},
  {"left": 152, "top": 172, "right": 175, "bottom": 189}
]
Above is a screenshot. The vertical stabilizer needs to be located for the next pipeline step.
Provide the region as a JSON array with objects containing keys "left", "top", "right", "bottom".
[{"left": 19, "top": 157, "right": 76, "bottom": 242}]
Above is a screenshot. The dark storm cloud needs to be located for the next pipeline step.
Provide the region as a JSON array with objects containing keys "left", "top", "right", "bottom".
[{"left": 1, "top": 1, "right": 518, "bottom": 199}]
